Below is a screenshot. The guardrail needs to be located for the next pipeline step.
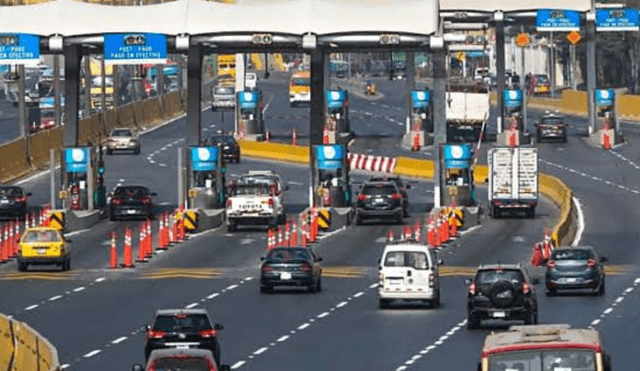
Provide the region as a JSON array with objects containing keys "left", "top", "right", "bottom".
[
  {"left": 237, "top": 142, "right": 577, "bottom": 247},
  {"left": 0, "top": 312, "right": 61, "bottom": 371},
  {"left": 0, "top": 91, "right": 186, "bottom": 184}
]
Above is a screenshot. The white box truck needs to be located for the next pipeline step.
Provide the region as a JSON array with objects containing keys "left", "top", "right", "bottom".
[
  {"left": 446, "top": 82, "right": 490, "bottom": 143},
  {"left": 487, "top": 147, "right": 538, "bottom": 218}
]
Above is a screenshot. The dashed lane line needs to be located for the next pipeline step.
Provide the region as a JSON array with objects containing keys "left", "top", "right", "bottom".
[
  {"left": 589, "top": 276, "right": 640, "bottom": 329},
  {"left": 541, "top": 159, "right": 640, "bottom": 194},
  {"left": 18, "top": 277, "right": 106, "bottom": 313},
  {"left": 228, "top": 283, "right": 379, "bottom": 369}
]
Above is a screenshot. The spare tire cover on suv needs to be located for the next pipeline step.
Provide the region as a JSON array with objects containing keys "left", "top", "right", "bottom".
[{"left": 489, "top": 280, "right": 517, "bottom": 308}]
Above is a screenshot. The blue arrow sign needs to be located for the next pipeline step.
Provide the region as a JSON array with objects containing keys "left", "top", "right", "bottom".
[
  {"left": 104, "top": 33, "right": 167, "bottom": 65},
  {"left": 504, "top": 89, "right": 523, "bottom": 109},
  {"left": 190, "top": 147, "right": 219, "bottom": 172},
  {"left": 0, "top": 34, "right": 40, "bottom": 65},
  {"left": 316, "top": 145, "right": 345, "bottom": 170},
  {"left": 595, "top": 89, "right": 614, "bottom": 107},
  {"left": 238, "top": 91, "right": 259, "bottom": 109},
  {"left": 536, "top": 10, "right": 581, "bottom": 31},
  {"left": 64, "top": 148, "right": 90, "bottom": 173},
  {"left": 326, "top": 90, "right": 347, "bottom": 109},
  {"left": 596, "top": 9, "right": 640, "bottom": 31}
]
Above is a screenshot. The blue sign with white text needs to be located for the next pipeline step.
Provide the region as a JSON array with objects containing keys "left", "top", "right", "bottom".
[
  {"left": 191, "top": 147, "right": 219, "bottom": 172},
  {"left": 104, "top": 33, "right": 167, "bottom": 64},
  {"left": 40, "top": 96, "right": 65, "bottom": 109},
  {"left": 149, "top": 65, "right": 179, "bottom": 78},
  {"left": 504, "top": 89, "right": 523, "bottom": 109},
  {"left": 0, "top": 34, "right": 40, "bottom": 65},
  {"left": 238, "top": 91, "right": 259, "bottom": 109},
  {"left": 595, "top": 89, "right": 615, "bottom": 107},
  {"left": 411, "top": 90, "right": 431, "bottom": 108},
  {"left": 316, "top": 145, "right": 345, "bottom": 170},
  {"left": 326, "top": 90, "right": 347, "bottom": 109},
  {"left": 466, "top": 51, "right": 485, "bottom": 58},
  {"left": 444, "top": 144, "right": 472, "bottom": 169},
  {"left": 64, "top": 148, "right": 90, "bottom": 173},
  {"left": 536, "top": 10, "right": 581, "bottom": 31},
  {"left": 596, "top": 9, "right": 640, "bottom": 31}
]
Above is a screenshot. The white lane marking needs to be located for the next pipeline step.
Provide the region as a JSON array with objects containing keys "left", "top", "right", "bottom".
[
  {"left": 253, "top": 347, "right": 268, "bottom": 355},
  {"left": 227, "top": 284, "right": 239, "bottom": 290},
  {"left": 393, "top": 320, "right": 466, "bottom": 370},
  {"left": 603, "top": 307, "right": 614, "bottom": 314},
  {"left": 277, "top": 335, "right": 289, "bottom": 342},
  {"left": 459, "top": 225, "right": 482, "bottom": 236},
  {"left": 615, "top": 297, "right": 624, "bottom": 303},
  {"left": 316, "top": 226, "right": 346, "bottom": 241},
  {"left": 24, "top": 304, "right": 38, "bottom": 311},
  {"left": 591, "top": 319, "right": 601, "bottom": 326},
  {"left": 541, "top": 159, "right": 640, "bottom": 194},
  {"left": 625, "top": 287, "right": 633, "bottom": 293},
  {"left": 370, "top": 283, "right": 379, "bottom": 288},
  {"left": 111, "top": 336, "right": 127, "bottom": 344},
  {"left": 185, "top": 302, "right": 199, "bottom": 309},
  {"left": 95, "top": 277, "right": 106, "bottom": 283},
  {"left": 317, "top": 312, "right": 330, "bottom": 318},
  {"left": 571, "top": 197, "right": 585, "bottom": 246},
  {"left": 288, "top": 181, "right": 303, "bottom": 185},
  {"left": 610, "top": 150, "right": 640, "bottom": 170},
  {"left": 73, "top": 286, "right": 86, "bottom": 292},
  {"left": 336, "top": 301, "right": 348, "bottom": 308},
  {"left": 60, "top": 364, "right": 70, "bottom": 369},
  {"left": 66, "top": 228, "right": 92, "bottom": 236},
  {"left": 353, "top": 291, "right": 365, "bottom": 298},
  {"left": 297, "top": 323, "right": 310, "bottom": 330},
  {"left": 118, "top": 178, "right": 125, "bottom": 182},
  {"left": 48, "top": 295, "right": 63, "bottom": 301},
  {"left": 83, "top": 350, "right": 101, "bottom": 358},
  {"left": 207, "top": 293, "right": 220, "bottom": 299},
  {"left": 231, "top": 361, "right": 246, "bottom": 369},
  {"left": 635, "top": 278, "right": 640, "bottom": 284}
]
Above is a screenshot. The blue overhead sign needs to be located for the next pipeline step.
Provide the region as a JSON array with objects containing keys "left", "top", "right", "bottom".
[
  {"left": 326, "top": 90, "right": 347, "bottom": 109},
  {"left": 536, "top": 10, "right": 581, "bottom": 31},
  {"left": 190, "top": 147, "right": 219, "bottom": 172},
  {"left": 595, "top": 89, "right": 615, "bottom": 107},
  {"left": 0, "top": 34, "right": 40, "bottom": 65},
  {"left": 316, "top": 145, "right": 345, "bottom": 170},
  {"left": 504, "top": 89, "right": 523, "bottom": 109},
  {"left": 148, "top": 65, "right": 179, "bottom": 78},
  {"left": 238, "top": 91, "right": 259, "bottom": 109},
  {"left": 411, "top": 90, "right": 431, "bottom": 108},
  {"left": 596, "top": 9, "right": 640, "bottom": 31},
  {"left": 104, "top": 33, "right": 167, "bottom": 65},
  {"left": 443, "top": 144, "right": 473, "bottom": 169},
  {"left": 64, "top": 148, "right": 90, "bottom": 173},
  {"left": 466, "top": 51, "right": 485, "bottom": 58},
  {"left": 40, "top": 96, "right": 65, "bottom": 109}
]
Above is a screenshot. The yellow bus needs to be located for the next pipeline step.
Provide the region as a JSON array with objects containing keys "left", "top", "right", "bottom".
[
  {"left": 217, "top": 54, "right": 236, "bottom": 80},
  {"left": 288, "top": 71, "right": 310, "bottom": 107}
]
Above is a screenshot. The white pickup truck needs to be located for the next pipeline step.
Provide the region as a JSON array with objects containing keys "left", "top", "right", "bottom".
[
  {"left": 488, "top": 147, "right": 538, "bottom": 218},
  {"left": 446, "top": 82, "right": 490, "bottom": 142},
  {"left": 226, "top": 182, "right": 281, "bottom": 232}
]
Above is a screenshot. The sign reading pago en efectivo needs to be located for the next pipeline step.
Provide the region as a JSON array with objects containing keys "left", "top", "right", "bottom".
[
  {"left": 104, "top": 33, "right": 167, "bottom": 65},
  {"left": 0, "top": 34, "right": 40, "bottom": 65},
  {"left": 536, "top": 10, "right": 581, "bottom": 31},
  {"left": 596, "top": 9, "right": 640, "bottom": 31}
]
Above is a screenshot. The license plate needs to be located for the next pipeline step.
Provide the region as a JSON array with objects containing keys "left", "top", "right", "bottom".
[
  {"left": 566, "top": 278, "right": 577, "bottom": 283},
  {"left": 176, "top": 345, "right": 189, "bottom": 349},
  {"left": 280, "top": 272, "right": 292, "bottom": 280},
  {"left": 374, "top": 198, "right": 384, "bottom": 204},
  {"left": 36, "top": 248, "right": 46, "bottom": 255},
  {"left": 127, "top": 209, "right": 137, "bottom": 214},
  {"left": 493, "top": 311, "right": 506, "bottom": 318},
  {"left": 388, "top": 278, "right": 402, "bottom": 285},
  {"left": 0, "top": 199, "right": 9, "bottom": 204}
]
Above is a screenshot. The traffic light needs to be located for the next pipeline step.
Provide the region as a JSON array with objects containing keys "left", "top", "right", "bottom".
[{"left": 97, "top": 160, "right": 105, "bottom": 175}]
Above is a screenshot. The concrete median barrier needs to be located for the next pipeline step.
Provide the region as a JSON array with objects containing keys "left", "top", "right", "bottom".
[
  {"left": 0, "top": 138, "right": 30, "bottom": 184},
  {"left": 0, "top": 312, "right": 60, "bottom": 371},
  {"left": 238, "top": 140, "right": 309, "bottom": 164},
  {"left": 394, "top": 156, "right": 435, "bottom": 179}
]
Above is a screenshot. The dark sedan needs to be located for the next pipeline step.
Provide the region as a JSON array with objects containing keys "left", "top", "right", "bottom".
[
  {"left": 545, "top": 246, "right": 606, "bottom": 296},
  {"left": 109, "top": 185, "right": 156, "bottom": 221},
  {"left": 207, "top": 134, "right": 241, "bottom": 163},
  {"left": 0, "top": 186, "right": 30, "bottom": 219},
  {"left": 535, "top": 114, "right": 567, "bottom": 142},
  {"left": 369, "top": 176, "right": 411, "bottom": 217},
  {"left": 260, "top": 247, "right": 323, "bottom": 293}
]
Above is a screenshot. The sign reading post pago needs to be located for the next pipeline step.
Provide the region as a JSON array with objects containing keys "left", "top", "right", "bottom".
[
  {"left": 536, "top": 10, "right": 581, "bottom": 31},
  {"left": 104, "top": 33, "right": 167, "bottom": 64},
  {"left": 0, "top": 34, "right": 40, "bottom": 65}
]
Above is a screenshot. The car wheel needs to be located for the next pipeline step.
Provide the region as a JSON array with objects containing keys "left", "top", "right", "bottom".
[
  {"left": 524, "top": 310, "right": 536, "bottom": 325},
  {"left": 277, "top": 213, "right": 286, "bottom": 225},
  {"left": 316, "top": 277, "right": 322, "bottom": 292},
  {"left": 62, "top": 258, "right": 70, "bottom": 271},
  {"left": 396, "top": 211, "right": 403, "bottom": 225},
  {"left": 598, "top": 278, "right": 605, "bottom": 296},
  {"left": 379, "top": 299, "right": 391, "bottom": 309},
  {"left": 227, "top": 222, "right": 237, "bottom": 233},
  {"left": 545, "top": 288, "right": 556, "bottom": 296},
  {"left": 467, "top": 315, "right": 479, "bottom": 329},
  {"left": 135, "top": 148, "right": 141, "bottom": 155},
  {"left": 17, "top": 261, "right": 27, "bottom": 272},
  {"left": 308, "top": 280, "right": 317, "bottom": 293},
  {"left": 236, "top": 156, "right": 241, "bottom": 164},
  {"left": 260, "top": 285, "right": 273, "bottom": 294},
  {"left": 432, "top": 293, "right": 440, "bottom": 309}
]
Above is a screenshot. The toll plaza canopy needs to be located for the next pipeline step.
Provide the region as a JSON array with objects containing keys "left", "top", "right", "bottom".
[
  {"left": 0, "top": 0, "right": 439, "bottom": 36},
  {"left": 439, "top": 0, "right": 590, "bottom": 13}
]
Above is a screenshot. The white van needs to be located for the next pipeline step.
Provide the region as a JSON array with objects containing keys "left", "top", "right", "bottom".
[
  {"left": 378, "top": 242, "right": 442, "bottom": 309},
  {"left": 245, "top": 72, "right": 258, "bottom": 89}
]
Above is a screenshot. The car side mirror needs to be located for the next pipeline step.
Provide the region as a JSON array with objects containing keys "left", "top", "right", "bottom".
[
  {"left": 260, "top": 257, "right": 265, "bottom": 261},
  {"left": 65, "top": 238, "right": 72, "bottom": 243},
  {"left": 600, "top": 256, "right": 607, "bottom": 263},
  {"left": 437, "top": 259, "right": 444, "bottom": 266},
  {"left": 316, "top": 257, "right": 323, "bottom": 262},
  {"left": 150, "top": 192, "right": 157, "bottom": 197},
  {"left": 405, "top": 184, "right": 411, "bottom": 189},
  {"left": 139, "top": 325, "right": 149, "bottom": 332},
  {"left": 108, "top": 192, "right": 114, "bottom": 197},
  {"left": 26, "top": 192, "right": 32, "bottom": 196},
  {"left": 284, "top": 185, "right": 290, "bottom": 191},
  {"left": 220, "top": 365, "right": 231, "bottom": 371},
  {"left": 214, "top": 323, "right": 224, "bottom": 331},
  {"left": 464, "top": 278, "right": 472, "bottom": 285},
  {"left": 132, "top": 365, "right": 144, "bottom": 371},
  {"left": 531, "top": 277, "right": 541, "bottom": 285}
]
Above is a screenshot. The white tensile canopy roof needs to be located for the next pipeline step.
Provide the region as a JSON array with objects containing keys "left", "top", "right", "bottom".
[
  {"left": 0, "top": 0, "right": 440, "bottom": 36},
  {"left": 439, "top": 0, "right": 591, "bottom": 13}
]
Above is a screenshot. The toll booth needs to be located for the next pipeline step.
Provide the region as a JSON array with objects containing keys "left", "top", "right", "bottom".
[
  {"left": 441, "top": 144, "right": 475, "bottom": 207},
  {"left": 504, "top": 88, "right": 524, "bottom": 132},
  {"left": 61, "top": 147, "right": 99, "bottom": 210},
  {"left": 236, "top": 90, "right": 264, "bottom": 138},
  {"left": 411, "top": 89, "right": 433, "bottom": 133},
  {"left": 325, "top": 89, "right": 351, "bottom": 143},
  {"left": 595, "top": 89, "right": 618, "bottom": 131},
  {"left": 314, "top": 144, "right": 351, "bottom": 207},
  {"left": 187, "top": 145, "right": 226, "bottom": 209}
]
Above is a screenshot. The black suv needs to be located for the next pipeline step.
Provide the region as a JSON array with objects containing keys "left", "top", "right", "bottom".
[
  {"left": 535, "top": 113, "right": 567, "bottom": 142},
  {"left": 206, "top": 133, "right": 241, "bottom": 164},
  {"left": 369, "top": 176, "right": 411, "bottom": 217},
  {"left": 0, "top": 186, "right": 30, "bottom": 219},
  {"left": 355, "top": 181, "right": 404, "bottom": 225},
  {"left": 466, "top": 263, "right": 539, "bottom": 329},
  {"left": 143, "top": 309, "right": 224, "bottom": 366}
]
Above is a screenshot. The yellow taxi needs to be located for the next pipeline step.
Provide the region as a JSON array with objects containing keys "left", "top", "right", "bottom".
[{"left": 17, "top": 227, "right": 72, "bottom": 272}]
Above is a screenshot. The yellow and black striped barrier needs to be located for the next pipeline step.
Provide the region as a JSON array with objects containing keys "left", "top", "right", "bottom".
[
  {"left": 318, "top": 208, "right": 331, "bottom": 230},
  {"left": 184, "top": 210, "right": 199, "bottom": 232},
  {"left": 47, "top": 210, "right": 65, "bottom": 231}
]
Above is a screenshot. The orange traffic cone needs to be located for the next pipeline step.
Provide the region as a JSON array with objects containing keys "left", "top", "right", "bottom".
[
  {"left": 412, "top": 129, "right": 420, "bottom": 151},
  {"left": 13, "top": 219, "right": 20, "bottom": 257},
  {"left": 145, "top": 220, "right": 153, "bottom": 258},
  {"left": 109, "top": 232, "right": 118, "bottom": 269},
  {"left": 291, "top": 222, "right": 298, "bottom": 246},
  {"left": 123, "top": 229, "right": 134, "bottom": 268},
  {"left": 301, "top": 222, "right": 308, "bottom": 248},
  {"left": 323, "top": 129, "right": 329, "bottom": 144},
  {"left": 136, "top": 225, "right": 147, "bottom": 263},
  {"left": 265, "top": 131, "right": 271, "bottom": 143},
  {"left": 292, "top": 129, "right": 298, "bottom": 146},
  {"left": 277, "top": 226, "right": 284, "bottom": 247},
  {"left": 388, "top": 229, "right": 395, "bottom": 242},
  {"left": 603, "top": 131, "right": 611, "bottom": 150}
]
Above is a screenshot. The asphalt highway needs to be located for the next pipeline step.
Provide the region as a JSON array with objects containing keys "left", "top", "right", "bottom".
[{"left": 0, "top": 72, "right": 638, "bottom": 371}]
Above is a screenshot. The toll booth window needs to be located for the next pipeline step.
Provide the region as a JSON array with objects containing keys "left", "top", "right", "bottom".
[
  {"left": 114, "top": 186, "right": 147, "bottom": 198},
  {"left": 291, "top": 78, "right": 310, "bottom": 86},
  {"left": 42, "top": 110, "right": 56, "bottom": 119},
  {"left": 22, "top": 230, "right": 61, "bottom": 243},
  {"left": 233, "top": 185, "right": 270, "bottom": 196},
  {"left": 193, "top": 173, "right": 216, "bottom": 188},
  {"left": 384, "top": 251, "right": 429, "bottom": 270},
  {"left": 446, "top": 170, "right": 470, "bottom": 186}
]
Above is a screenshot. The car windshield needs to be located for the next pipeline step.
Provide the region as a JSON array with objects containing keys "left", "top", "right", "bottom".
[
  {"left": 476, "top": 270, "right": 523, "bottom": 285},
  {"left": 246, "top": 74, "right": 256, "bottom": 80},
  {"left": 214, "top": 87, "right": 234, "bottom": 95},
  {"left": 489, "top": 349, "right": 596, "bottom": 371},
  {"left": 22, "top": 230, "right": 61, "bottom": 243},
  {"left": 114, "top": 187, "right": 147, "bottom": 197},
  {"left": 384, "top": 251, "right": 430, "bottom": 270},
  {"left": 233, "top": 185, "right": 271, "bottom": 196},
  {"left": 552, "top": 249, "right": 593, "bottom": 261},
  {"left": 0, "top": 187, "right": 23, "bottom": 196},
  {"left": 209, "top": 135, "right": 235, "bottom": 145},
  {"left": 111, "top": 129, "right": 133, "bottom": 137},
  {"left": 153, "top": 357, "right": 210, "bottom": 371},
  {"left": 535, "top": 75, "right": 549, "bottom": 84},
  {"left": 267, "top": 248, "right": 311, "bottom": 261},
  {"left": 291, "top": 77, "right": 310, "bottom": 86},
  {"left": 362, "top": 185, "right": 397, "bottom": 195},
  {"left": 153, "top": 314, "right": 212, "bottom": 332},
  {"left": 540, "top": 118, "right": 562, "bottom": 126}
]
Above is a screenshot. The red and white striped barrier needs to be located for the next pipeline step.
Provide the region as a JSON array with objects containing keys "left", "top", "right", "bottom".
[{"left": 348, "top": 153, "right": 397, "bottom": 173}]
